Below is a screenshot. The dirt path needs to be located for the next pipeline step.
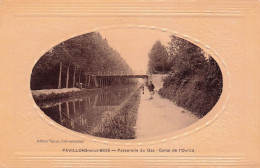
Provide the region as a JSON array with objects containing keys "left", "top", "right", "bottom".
[{"left": 135, "top": 74, "right": 199, "bottom": 139}]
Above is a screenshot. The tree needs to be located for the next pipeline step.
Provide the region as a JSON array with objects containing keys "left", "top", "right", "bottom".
[
  {"left": 158, "top": 35, "right": 223, "bottom": 117},
  {"left": 31, "top": 32, "right": 134, "bottom": 90},
  {"left": 148, "top": 41, "right": 169, "bottom": 74}
]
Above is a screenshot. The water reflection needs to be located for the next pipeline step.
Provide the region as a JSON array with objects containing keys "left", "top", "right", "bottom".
[{"left": 40, "top": 86, "right": 138, "bottom": 135}]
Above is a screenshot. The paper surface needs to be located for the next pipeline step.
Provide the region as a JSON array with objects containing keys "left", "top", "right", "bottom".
[{"left": 0, "top": 0, "right": 259, "bottom": 167}]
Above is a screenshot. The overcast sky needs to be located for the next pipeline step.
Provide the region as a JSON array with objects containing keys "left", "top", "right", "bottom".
[{"left": 99, "top": 28, "right": 171, "bottom": 74}]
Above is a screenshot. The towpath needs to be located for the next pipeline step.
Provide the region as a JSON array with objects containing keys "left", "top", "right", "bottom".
[{"left": 135, "top": 74, "right": 199, "bottom": 139}]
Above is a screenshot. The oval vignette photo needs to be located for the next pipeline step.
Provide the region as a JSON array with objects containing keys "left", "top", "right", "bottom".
[{"left": 30, "top": 28, "right": 223, "bottom": 140}]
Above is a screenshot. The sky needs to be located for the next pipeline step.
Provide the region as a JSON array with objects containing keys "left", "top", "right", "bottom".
[{"left": 99, "top": 28, "right": 171, "bottom": 74}]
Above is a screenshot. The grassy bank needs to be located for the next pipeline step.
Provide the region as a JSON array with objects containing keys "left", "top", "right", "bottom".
[
  {"left": 91, "top": 88, "right": 141, "bottom": 139},
  {"left": 31, "top": 85, "right": 136, "bottom": 105},
  {"left": 32, "top": 88, "right": 95, "bottom": 104},
  {"left": 159, "top": 61, "right": 223, "bottom": 118}
]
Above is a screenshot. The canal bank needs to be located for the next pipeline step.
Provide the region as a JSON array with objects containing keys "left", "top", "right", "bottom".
[
  {"left": 90, "top": 87, "right": 141, "bottom": 139},
  {"left": 31, "top": 85, "right": 136, "bottom": 105}
]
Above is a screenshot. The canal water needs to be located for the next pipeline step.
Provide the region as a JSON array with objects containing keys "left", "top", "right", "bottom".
[{"left": 39, "top": 85, "right": 139, "bottom": 136}]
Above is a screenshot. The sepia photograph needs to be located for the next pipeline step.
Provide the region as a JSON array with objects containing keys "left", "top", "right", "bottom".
[
  {"left": 30, "top": 28, "right": 223, "bottom": 139},
  {"left": 1, "top": 0, "right": 260, "bottom": 167}
]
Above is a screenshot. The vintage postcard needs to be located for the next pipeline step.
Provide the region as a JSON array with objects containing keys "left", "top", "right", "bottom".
[{"left": 0, "top": 0, "right": 259, "bottom": 167}]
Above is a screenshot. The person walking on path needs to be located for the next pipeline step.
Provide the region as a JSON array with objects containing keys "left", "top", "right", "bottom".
[
  {"left": 148, "top": 81, "right": 155, "bottom": 99},
  {"left": 141, "top": 84, "right": 144, "bottom": 94}
]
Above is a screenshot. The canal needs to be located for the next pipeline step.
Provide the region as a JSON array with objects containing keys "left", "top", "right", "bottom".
[{"left": 39, "top": 85, "right": 140, "bottom": 138}]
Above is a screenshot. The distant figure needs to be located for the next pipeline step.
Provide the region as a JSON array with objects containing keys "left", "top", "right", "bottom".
[
  {"left": 141, "top": 84, "right": 144, "bottom": 94},
  {"left": 148, "top": 81, "right": 155, "bottom": 99}
]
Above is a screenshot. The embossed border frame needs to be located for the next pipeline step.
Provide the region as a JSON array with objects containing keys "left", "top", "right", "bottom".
[{"left": 0, "top": 0, "right": 259, "bottom": 168}]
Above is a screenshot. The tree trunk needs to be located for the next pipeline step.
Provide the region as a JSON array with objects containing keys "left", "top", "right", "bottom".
[
  {"left": 58, "top": 61, "right": 62, "bottom": 89},
  {"left": 88, "top": 75, "right": 91, "bottom": 86},
  {"left": 87, "top": 68, "right": 90, "bottom": 87},
  {"left": 94, "top": 76, "right": 98, "bottom": 87},
  {"left": 66, "top": 64, "right": 70, "bottom": 88},
  {"left": 84, "top": 73, "right": 87, "bottom": 88},
  {"left": 78, "top": 70, "right": 81, "bottom": 83},
  {"left": 73, "top": 66, "right": 76, "bottom": 87}
]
